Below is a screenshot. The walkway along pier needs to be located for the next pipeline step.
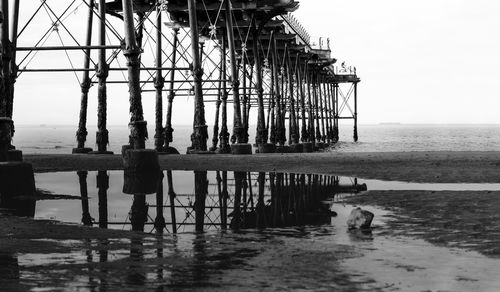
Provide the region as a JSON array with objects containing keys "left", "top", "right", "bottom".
[{"left": 0, "top": 0, "right": 360, "bottom": 161}]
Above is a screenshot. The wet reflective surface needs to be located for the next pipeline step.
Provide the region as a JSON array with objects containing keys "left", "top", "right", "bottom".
[
  {"left": 31, "top": 171, "right": 364, "bottom": 233},
  {"left": 1, "top": 170, "right": 500, "bottom": 291}
]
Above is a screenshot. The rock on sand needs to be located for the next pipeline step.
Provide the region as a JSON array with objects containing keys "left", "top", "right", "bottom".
[{"left": 347, "top": 207, "right": 374, "bottom": 229}]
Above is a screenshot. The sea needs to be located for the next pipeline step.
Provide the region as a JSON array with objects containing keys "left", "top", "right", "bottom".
[{"left": 12, "top": 123, "right": 500, "bottom": 154}]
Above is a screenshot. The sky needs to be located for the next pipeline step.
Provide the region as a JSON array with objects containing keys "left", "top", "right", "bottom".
[
  {"left": 11, "top": 0, "right": 500, "bottom": 125},
  {"left": 295, "top": 0, "right": 500, "bottom": 124}
]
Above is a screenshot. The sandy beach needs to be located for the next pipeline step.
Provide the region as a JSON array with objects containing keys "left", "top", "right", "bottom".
[{"left": 24, "top": 151, "right": 500, "bottom": 183}]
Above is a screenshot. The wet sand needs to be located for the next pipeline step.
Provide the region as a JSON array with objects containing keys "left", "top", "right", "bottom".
[
  {"left": 2, "top": 151, "right": 499, "bottom": 290},
  {"left": 341, "top": 190, "right": 500, "bottom": 257},
  {"left": 25, "top": 150, "right": 500, "bottom": 183},
  {"left": 2, "top": 202, "right": 500, "bottom": 291}
]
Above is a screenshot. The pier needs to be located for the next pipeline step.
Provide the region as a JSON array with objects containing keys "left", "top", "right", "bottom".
[{"left": 0, "top": 0, "right": 360, "bottom": 161}]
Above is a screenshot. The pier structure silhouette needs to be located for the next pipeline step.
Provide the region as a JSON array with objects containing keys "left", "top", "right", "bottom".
[{"left": 0, "top": 0, "right": 360, "bottom": 161}]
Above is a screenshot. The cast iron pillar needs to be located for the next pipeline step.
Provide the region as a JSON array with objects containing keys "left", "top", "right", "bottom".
[
  {"left": 353, "top": 81, "right": 358, "bottom": 142},
  {"left": 210, "top": 56, "right": 223, "bottom": 152},
  {"left": 163, "top": 28, "right": 179, "bottom": 154},
  {"left": 154, "top": 6, "right": 165, "bottom": 152},
  {"left": 270, "top": 32, "right": 283, "bottom": 147},
  {"left": 122, "top": 0, "right": 146, "bottom": 150},
  {"left": 241, "top": 50, "right": 248, "bottom": 143},
  {"left": 74, "top": 0, "right": 94, "bottom": 154},
  {"left": 334, "top": 83, "right": 339, "bottom": 142},
  {"left": 253, "top": 19, "right": 271, "bottom": 152},
  {"left": 94, "top": 0, "right": 112, "bottom": 154},
  {"left": 188, "top": 0, "right": 208, "bottom": 152},
  {"left": 225, "top": 0, "right": 251, "bottom": 154},
  {"left": 287, "top": 49, "right": 298, "bottom": 146},
  {"left": 313, "top": 71, "right": 321, "bottom": 145},
  {"left": 7, "top": 0, "right": 19, "bottom": 149},
  {"left": 298, "top": 59, "right": 307, "bottom": 142},
  {"left": 218, "top": 32, "right": 231, "bottom": 153},
  {"left": 318, "top": 76, "right": 326, "bottom": 144},
  {"left": 0, "top": 0, "right": 11, "bottom": 161},
  {"left": 323, "top": 81, "right": 331, "bottom": 144},
  {"left": 306, "top": 65, "right": 315, "bottom": 147}
]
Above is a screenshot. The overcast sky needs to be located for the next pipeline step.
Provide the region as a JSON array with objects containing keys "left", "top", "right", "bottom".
[
  {"left": 295, "top": 0, "right": 500, "bottom": 124},
  {"left": 12, "top": 0, "right": 500, "bottom": 125}
]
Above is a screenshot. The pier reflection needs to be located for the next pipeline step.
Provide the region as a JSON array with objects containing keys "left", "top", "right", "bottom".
[
  {"left": 73, "top": 170, "right": 367, "bottom": 233},
  {"left": 1, "top": 169, "right": 366, "bottom": 233}
]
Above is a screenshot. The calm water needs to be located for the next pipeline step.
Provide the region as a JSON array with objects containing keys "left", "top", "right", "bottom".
[{"left": 12, "top": 124, "right": 500, "bottom": 154}]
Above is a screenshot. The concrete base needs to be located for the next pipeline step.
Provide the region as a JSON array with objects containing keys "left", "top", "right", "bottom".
[
  {"left": 231, "top": 143, "right": 253, "bottom": 155},
  {"left": 316, "top": 142, "right": 326, "bottom": 150},
  {"left": 158, "top": 146, "right": 180, "bottom": 155},
  {"left": 0, "top": 161, "right": 36, "bottom": 217},
  {"left": 123, "top": 149, "right": 161, "bottom": 195},
  {"left": 302, "top": 142, "right": 313, "bottom": 153},
  {"left": 72, "top": 147, "right": 93, "bottom": 154},
  {"left": 289, "top": 144, "right": 303, "bottom": 153},
  {"left": 89, "top": 151, "right": 114, "bottom": 155},
  {"left": 187, "top": 149, "right": 215, "bottom": 155},
  {"left": 276, "top": 145, "right": 292, "bottom": 153},
  {"left": 216, "top": 146, "right": 232, "bottom": 154},
  {"left": 257, "top": 143, "right": 276, "bottom": 154},
  {"left": 121, "top": 145, "right": 132, "bottom": 157},
  {"left": 7, "top": 150, "right": 23, "bottom": 162},
  {"left": 123, "top": 149, "right": 160, "bottom": 171}
]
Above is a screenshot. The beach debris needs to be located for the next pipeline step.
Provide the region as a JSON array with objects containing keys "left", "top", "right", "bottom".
[{"left": 347, "top": 207, "right": 374, "bottom": 229}]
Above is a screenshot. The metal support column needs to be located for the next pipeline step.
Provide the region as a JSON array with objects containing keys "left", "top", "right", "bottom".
[
  {"left": 218, "top": 32, "right": 230, "bottom": 153},
  {"left": 188, "top": 0, "right": 207, "bottom": 152},
  {"left": 94, "top": 0, "right": 111, "bottom": 154},
  {"left": 121, "top": 0, "right": 146, "bottom": 150},
  {"left": 224, "top": 0, "right": 245, "bottom": 148},
  {"left": 74, "top": 0, "right": 94, "bottom": 153},
  {"left": 164, "top": 28, "right": 179, "bottom": 153},
  {"left": 353, "top": 81, "right": 358, "bottom": 142},
  {"left": 154, "top": 6, "right": 165, "bottom": 152}
]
